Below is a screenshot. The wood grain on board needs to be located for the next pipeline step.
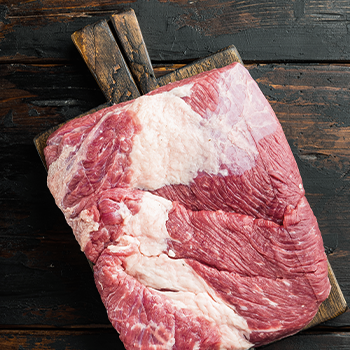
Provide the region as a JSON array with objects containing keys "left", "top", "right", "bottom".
[
  {"left": 71, "top": 19, "right": 140, "bottom": 104},
  {"left": 32, "top": 11, "right": 347, "bottom": 334},
  {"left": 2, "top": 329, "right": 350, "bottom": 350},
  {"left": 157, "top": 45, "right": 243, "bottom": 86},
  {"left": 111, "top": 9, "right": 159, "bottom": 94},
  {"left": 305, "top": 262, "right": 347, "bottom": 329}
]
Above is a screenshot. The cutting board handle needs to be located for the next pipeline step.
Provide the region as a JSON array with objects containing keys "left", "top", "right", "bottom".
[
  {"left": 110, "top": 9, "right": 159, "bottom": 94},
  {"left": 71, "top": 9, "right": 243, "bottom": 105},
  {"left": 71, "top": 17, "right": 141, "bottom": 103},
  {"left": 71, "top": 9, "right": 159, "bottom": 103}
]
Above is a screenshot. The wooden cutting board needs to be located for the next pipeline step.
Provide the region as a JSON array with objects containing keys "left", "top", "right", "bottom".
[{"left": 34, "top": 8, "right": 347, "bottom": 331}]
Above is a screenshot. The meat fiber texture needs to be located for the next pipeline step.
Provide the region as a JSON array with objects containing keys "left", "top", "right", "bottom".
[{"left": 44, "top": 62, "right": 330, "bottom": 350}]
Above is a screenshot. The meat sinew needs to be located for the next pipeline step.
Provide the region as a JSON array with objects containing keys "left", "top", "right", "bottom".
[{"left": 44, "top": 62, "right": 330, "bottom": 350}]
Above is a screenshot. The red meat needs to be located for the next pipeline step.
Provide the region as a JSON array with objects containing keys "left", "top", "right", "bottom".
[{"left": 45, "top": 62, "right": 330, "bottom": 350}]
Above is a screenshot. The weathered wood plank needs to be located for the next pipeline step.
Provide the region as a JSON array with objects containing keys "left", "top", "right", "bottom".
[
  {"left": 0, "top": 235, "right": 110, "bottom": 326},
  {"left": 259, "top": 332, "right": 350, "bottom": 349},
  {"left": 0, "top": 329, "right": 122, "bottom": 350},
  {"left": 0, "top": 63, "right": 106, "bottom": 145},
  {"left": 306, "top": 262, "right": 347, "bottom": 329},
  {"left": 157, "top": 45, "right": 242, "bottom": 86},
  {"left": 2, "top": 0, "right": 134, "bottom": 15},
  {"left": 323, "top": 308, "right": 350, "bottom": 327},
  {"left": 0, "top": 329, "right": 350, "bottom": 350},
  {"left": 0, "top": 143, "right": 109, "bottom": 326},
  {"left": 2, "top": 1, "right": 350, "bottom": 62},
  {"left": 111, "top": 9, "right": 158, "bottom": 94},
  {"left": 71, "top": 19, "right": 140, "bottom": 103}
]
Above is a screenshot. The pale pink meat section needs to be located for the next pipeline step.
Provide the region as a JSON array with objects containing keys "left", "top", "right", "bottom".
[{"left": 44, "top": 62, "right": 330, "bottom": 350}]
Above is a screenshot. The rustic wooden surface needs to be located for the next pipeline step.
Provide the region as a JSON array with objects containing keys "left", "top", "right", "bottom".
[
  {"left": 1, "top": 1, "right": 350, "bottom": 349},
  {"left": 71, "top": 19, "right": 140, "bottom": 103},
  {"left": 34, "top": 18, "right": 346, "bottom": 329},
  {"left": 111, "top": 9, "right": 159, "bottom": 94}
]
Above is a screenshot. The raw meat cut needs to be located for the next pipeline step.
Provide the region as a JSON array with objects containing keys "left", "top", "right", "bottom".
[{"left": 44, "top": 62, "right": 330, "bottom": 350}]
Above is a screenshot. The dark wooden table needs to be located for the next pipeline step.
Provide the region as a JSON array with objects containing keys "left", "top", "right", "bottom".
[{"left": 1, "top": 1, "right": 350, "bottom": 349}]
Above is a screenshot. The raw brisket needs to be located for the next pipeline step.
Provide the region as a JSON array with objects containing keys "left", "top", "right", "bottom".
[{"left": 44, "top": 62, "right": 330, "bottom": 350}]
